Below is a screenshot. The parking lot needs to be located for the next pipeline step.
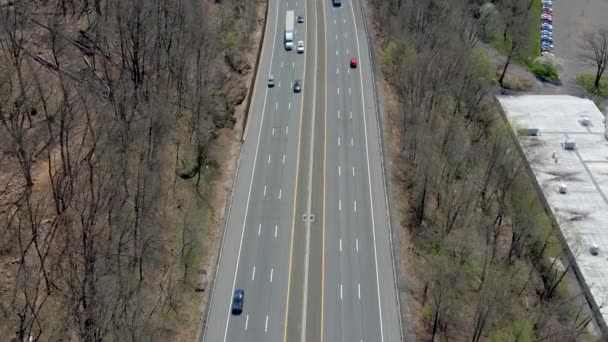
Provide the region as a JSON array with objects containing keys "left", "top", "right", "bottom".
[{"left": 550, "top": 0, "right": 608, "bottom": 89}]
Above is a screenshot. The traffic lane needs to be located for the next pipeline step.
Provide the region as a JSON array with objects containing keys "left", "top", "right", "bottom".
[
  {"left": 223, "top": 2, "right": 307, "bottom": 340},
  {"left": 223, "top": 38, "right": 306, "bottom": 339},
  {"left": 321, "top": 2, "right": 352, "bottom": 341},
  {"left": 323, "top": 139, "right": 342, "bottom": 342},
  {"left": 341, "top": 30, "right": 385, "bottom": 342},
  {"left": 224, "top": 98, "right": 293, "bottom": 341},
  {"left": 303, "top": 0, "right": 326, "bottom": 339},
  {"left": 202, "top": 0, "right": 283, "bottom": 338},
  {"left": 349, "top": 0, "right": 401, "bottom": 339},
  {"left": 324, "top": 2, "right": 385, "bottom": 340},
  {"left": 284, "top": 0, "right": 318, "bottom": 339}
]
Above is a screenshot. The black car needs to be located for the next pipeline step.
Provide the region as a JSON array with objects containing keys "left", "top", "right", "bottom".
[
  {"left": 297, "top": 15, "right": 304, "bottom": 23},
  {"left": 293, "top": 80, "right": 302, "bottom": 93},
  {"left": 231, "top": 289, "right": 244, "bottom": 315},
  {"left": 333, "top": 0, "right": 341, "bottom": 7}
]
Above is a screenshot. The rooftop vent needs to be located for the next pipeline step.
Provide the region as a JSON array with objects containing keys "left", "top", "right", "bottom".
[
  {"left": 580, "top": 116, "right": 591, "bottom": 127},
  {"left": 517, "top": 128, "right": 539, "bottom": 136},
  {"left": 564, "top": 139, "right": 576, "bottom": 150},
  {"left": 559, "top": 184, "right": 567, "bottom": 194}
]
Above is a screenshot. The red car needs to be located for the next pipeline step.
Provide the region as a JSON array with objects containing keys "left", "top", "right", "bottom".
[{"left": 350, "top": 57, "right": 357, "bottom": 68}]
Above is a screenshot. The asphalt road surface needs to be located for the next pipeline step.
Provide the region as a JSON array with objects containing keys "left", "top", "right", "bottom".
[{"left": 202, "top": 0, "right": 401, "bottom": 340}]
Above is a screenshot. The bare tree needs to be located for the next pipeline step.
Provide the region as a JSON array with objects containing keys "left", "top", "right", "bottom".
[
  {"left": 579, "top": 27, "right": 608, "bottom": 90},
  {"left": 497, "top": 0, "right": 535, "bottom": 87}
]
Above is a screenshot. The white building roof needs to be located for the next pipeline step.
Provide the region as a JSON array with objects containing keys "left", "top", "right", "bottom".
[{"left": 498, "top": 95, "right": 608, "bottom": 323}]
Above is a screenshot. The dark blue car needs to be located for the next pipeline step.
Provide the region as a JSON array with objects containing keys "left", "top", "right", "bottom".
[{"left": 231, "top": 289, "right": 244, "bottom": 315}]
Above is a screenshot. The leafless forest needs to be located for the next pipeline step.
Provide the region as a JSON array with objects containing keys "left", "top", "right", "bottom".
[
  {"left": 0, "top": 0, "right": 257, "bottom": 340},
  {"left": 372, "top": 0, "right": 598, "bottom": 340}
]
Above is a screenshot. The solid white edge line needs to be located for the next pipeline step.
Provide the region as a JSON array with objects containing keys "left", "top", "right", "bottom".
[
  {"left": 219, "top": 0, "right": 280, "bottom": 333},
  {"left": 349, "top": 1, "right": 385, "bottom": 340}
]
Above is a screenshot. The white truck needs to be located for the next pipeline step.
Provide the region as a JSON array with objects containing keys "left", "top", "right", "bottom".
[{"left": 285, "top": 10, "right": 294, "bottom": 50}]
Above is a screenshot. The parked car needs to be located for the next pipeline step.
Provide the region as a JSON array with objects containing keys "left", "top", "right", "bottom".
[
  {"left": 542, "top": 0, "right": 553, "bottom": 5},
  {"left": 542, "top": 2, "right": 551, "bottom": 9},
  {"left": 541, "top": 13, "right": 552, "bottom": 22},
  {"left": 542, "top": 7, "right": 553, "bottom": 14},
  {"left": 231, "top": 289, "right": 245, "bottom": 315},
  {"left": 541, "top": 51, "right": 554, "bottom": 57},
  {"left": 541, "top": 29, "right": 553, "bottom": 36},
  {"left": 541, "top": 23, "right": 553, "bottom": 31},
  {"left": 541, "top": 36, "right": 553, "bottom": 44}
]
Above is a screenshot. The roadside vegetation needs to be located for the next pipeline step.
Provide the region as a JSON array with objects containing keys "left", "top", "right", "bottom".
[
  {"left": 371, "top": 0, "right": 597, "bottom": 340},
  {"left": 0, "top": 0, "right": 257, "bottom": 340}
]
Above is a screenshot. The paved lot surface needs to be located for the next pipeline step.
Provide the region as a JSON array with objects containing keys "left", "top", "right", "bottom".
[{"left": 553, "top": 0, "right": 608, "bottom": 89}]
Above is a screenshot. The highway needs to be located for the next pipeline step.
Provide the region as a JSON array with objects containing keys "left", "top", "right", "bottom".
[{"left": 202, "top": 0, "right": 401, "bottom": 340}]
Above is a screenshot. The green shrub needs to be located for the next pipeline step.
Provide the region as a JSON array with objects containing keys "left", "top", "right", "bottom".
[{"left": 528, "top": 55, "right": 563, "bottom": 82}]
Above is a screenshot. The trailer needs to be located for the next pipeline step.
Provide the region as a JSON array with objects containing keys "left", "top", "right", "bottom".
[{"left": 285, "top": 10, "right": 294, "bottom": 50}]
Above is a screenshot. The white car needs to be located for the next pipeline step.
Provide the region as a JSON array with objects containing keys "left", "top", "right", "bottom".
[{"left": 297, "top": 40, "right": 304, "bottom": 53}]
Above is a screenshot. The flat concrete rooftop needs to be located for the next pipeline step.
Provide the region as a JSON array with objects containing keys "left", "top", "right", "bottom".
[{"left": 498, "top": 95, "right": 608, "bottom": 324}]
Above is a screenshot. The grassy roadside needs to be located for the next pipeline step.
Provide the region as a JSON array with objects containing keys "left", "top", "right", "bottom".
[
  {"left": 577, "top": 73, "right": 608, "bottom": 97},
  {"left": 492, "top": 0, "right": 542, "bottom": 66}
]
